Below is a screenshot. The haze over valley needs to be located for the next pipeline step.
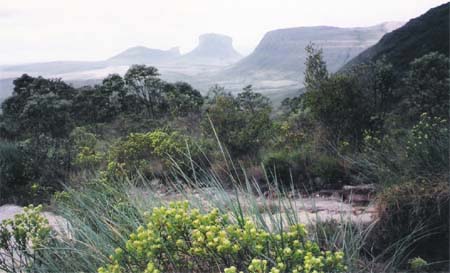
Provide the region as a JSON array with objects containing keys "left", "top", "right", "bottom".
[{"left": 0, "top": 22, "right": 403, "bottom": 101}]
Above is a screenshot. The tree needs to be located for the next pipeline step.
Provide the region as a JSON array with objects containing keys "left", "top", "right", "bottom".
[
  {"left": 1, "top": 75, "right": 75, "bottom": 138},
  {"left": 205, "top": 84, "right": 228, "bottom": 104},
  {"left": 304, "top": 73, "right": 372, "bottom": 146},
  {"left": 304, "top": 43, "right": 328, "bottom": 92},
  {"left": 349, "top": 57, "right": 397, "bottom": 131},
  {"left": 302, "top": 46, "right": 396, "bottom": 147},
  {"left": 124, "top": 65, "right": 165, "bottom": 118},
  {"left": 101, "top": 74, "right": 127, "bottom": 112},
  {"left": 403, "top": 52, "right": 449, "bottom": 119},
  {"left": 203, "top": 88, "right": 272, "bottom": 156},
  {"left": 236, "top": 85, "right": 271, "bottom": 114},
  {"left": 72, "top": 85, "right": 116, "bottom": 124},
  {"left": 165, "top": 82, "right": 204, "bottom": 117}
]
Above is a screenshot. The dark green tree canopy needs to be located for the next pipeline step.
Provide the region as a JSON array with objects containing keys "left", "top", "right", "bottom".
[{"left": 203, "top": 86, "right": 272, "bottom": 156}]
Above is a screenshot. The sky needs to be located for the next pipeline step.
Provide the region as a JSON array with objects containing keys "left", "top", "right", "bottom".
[{"left": 0, "top": 0, "right": 448, "bottom": 65}]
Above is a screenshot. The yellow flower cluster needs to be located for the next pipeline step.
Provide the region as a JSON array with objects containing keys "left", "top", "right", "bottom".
[
  {"left": 98, "top": 201, "right": 346, "bottom": 273},
  {"left": 0, "top": 205, "right": 51, "bottom": 272},
  {"left": 0, "top": 205, "right": 51, "bottom": 251}
]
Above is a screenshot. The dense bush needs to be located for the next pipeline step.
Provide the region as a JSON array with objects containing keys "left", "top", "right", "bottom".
[
  {"left": 371, "top": 180, "right": 449, "bottom": 270},
  {"left": 98, "top": 201, "right": 346, "bottom": 273},
  {"left": 106, "top": 129, "right": 202, "bottom": 178},
  {"left": 405, "top": 113, "right": 448, "bottom": 176},
  {"left": 403, "top": 52, "right": 449, "bottom": 120},
  {"left": 262, "top": 149, "right": 346, "bottom": 190},
  {"left": 71, "top": 127, "right": 104, "bottom": 170},
  {"left": 351, "top": 112, "right": 449, "bottom": 185},
  {"left": 0, "top": 142, "right": 26, "bottom": 202},
  {"left": 203, "top": 88, "right": 272, "bottom": 157}
]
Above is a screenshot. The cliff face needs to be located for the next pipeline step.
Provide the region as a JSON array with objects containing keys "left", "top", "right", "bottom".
[
  {"left": 343, "top": 3, "right": 449, "bottom": 72},
  {"left": 178, "top": 33, "right": 242, "bottom": 65},
  {"left": 225, "top": 22, "right": 402, "bottom": 81}
]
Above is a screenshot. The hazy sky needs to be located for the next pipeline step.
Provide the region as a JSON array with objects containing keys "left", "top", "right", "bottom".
[{"left": 0, "top": 0, "right": 448, "bottom": 65}]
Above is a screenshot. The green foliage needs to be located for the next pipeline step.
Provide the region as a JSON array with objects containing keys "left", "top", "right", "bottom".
[
  {"left": 71, "top": 127, "right": 103, "bottom": 170},
  {"left": 403, "top": 52, "right": 449, "bottom": 119},
  {"left": 0, "top": 205, "right": 51, "bottom": 272},
  {"left": 165, "top": 82, "right": 204, "bottom": 116},
  {"left": 303, "top": 47, "right": 399, "bottom": 147},
  {"left": 203, "top": 88, "right": 272, "bottom": 157},
  {"left": 262, "top": 149, "right": 345, "bottom": 190},
  {"left": 372, "top": 180, "right": 449, "bottom": 269},
  {"left": 0, "top": 137, "right": 71, "bottom": 204},
  {"left": 303, "top": 43, "right": 328, "bottom": 91},
  {"left": 124, "top": 65, "right": 165, "bottom": 118},
  {"left": 1, "top": 75, "right": 76, "bottom": 139},
  {"left": 274, "top": 111, "right": 315, "bottom": 150},
  {"left": 304, "top": 73, "right": 372, "bottom": 146},
  {"left": 405, "top": 113, "right": 448, "bottom": 176},
  {"left": 107, "top": 129, "right": 199, "bottom": 178},
  {"left": 72, "top": 85, "right": 118, "bottom": 124},
  {"left": 408, "top": 257, "right": 427, "bottom": 272},
  {"left": 98, "top": 201, "right": 346, "bottom": 273},
  {"left": 0, "top": 142, "right": 25, "bottom": 202},
  {"left": 353, "top": 113, "right": 449, "bottom": 185}
]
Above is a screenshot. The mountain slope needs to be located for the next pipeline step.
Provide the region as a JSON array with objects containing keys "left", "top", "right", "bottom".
[
  {"left": 223, "top": 22, "right": 402, "bottom": 82},
  {"left": 343, "top": 3, "right": 449, "bottom": 71},
  {"left": 107, "top": 46, "right": 180, "bottom": 65}
]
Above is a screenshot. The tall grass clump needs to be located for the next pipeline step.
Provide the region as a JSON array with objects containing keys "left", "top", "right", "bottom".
[
  {"left": 27, "top": 167, "right": 415, "bottom": 273},
  {"left": 341, "top": 113, "right": 450, "bottom": 271},
  {"left": 25, "top": 127, "right": 447, "bottom": 273}
]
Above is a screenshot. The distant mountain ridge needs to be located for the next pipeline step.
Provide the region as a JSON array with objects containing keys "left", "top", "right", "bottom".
[
  {"left": 107, "top": 46, "right": 181, "bottom": 65},
  {"left": 223, "top": 22, "right": 403, "bottom": 82},
  {"left": 343, "top": 3, "right": 449, "bottom": 72},
  {"left": 0, "top": 23, "right": 402, "bottom": 99}
]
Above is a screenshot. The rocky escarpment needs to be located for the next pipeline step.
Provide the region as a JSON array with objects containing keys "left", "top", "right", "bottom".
[{"left": 224, "top": 22, "right": 403, "bottom": 82}]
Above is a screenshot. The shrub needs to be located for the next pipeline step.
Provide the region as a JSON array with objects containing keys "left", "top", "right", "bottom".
[
  {"left": 202, "top": 91, "right": 272, "bottom": 157},
  {"left": 0, "top": 205, "right": 51, "bottom": 272},
  {"left": 309, "top": 154, "right": 345, "bottom": 188},
  {"left": 350, "top": 113, "right": 449, "bottom": 186},
  {"left": 262, "top": 149, "right": 346, "bottom": 191},
  {"left": 0, "top": 142, "right": 26, "bottom": 202},
  {"left": 371, "top": 180, "right": 449, "bottom": 270},
  {"left": 408, "top": 257, "right": 428, "bottom": 272},
  {"left": 405, "top": 113, "right": 448, "bottom": 176},
  {"left": 262, "top": 150, "right": 302, "bottom": 187},
  {"left": 71, "top": 127, "right": 103, "bottom": 170},
  {"left": 106, "top": 130, "right": 201, "bottom": 178},
  {"left": 98, "top": 201, "right": 346, "bottom": 273}
]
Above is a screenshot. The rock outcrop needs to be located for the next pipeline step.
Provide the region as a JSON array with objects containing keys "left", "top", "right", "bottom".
[{"left": 178, "top": 33, "right": 242, "bottom": 65}]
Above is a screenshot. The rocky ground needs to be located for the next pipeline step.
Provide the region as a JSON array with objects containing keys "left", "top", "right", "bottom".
[{"left": 0, "top": 185, "right": 377, "bottom": 233}]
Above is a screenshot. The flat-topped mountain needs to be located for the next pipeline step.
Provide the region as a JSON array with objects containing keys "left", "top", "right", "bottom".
[
  {"left": 0, "top": 25, "right": 400, "bottom": 99},
  {"left": 343, "top": 3, "right": 449, "bottom": 72},
  {"left": 223, "top": 22, "right": 403, "bottom": 82},
  {"left": 177, "top": 33, "right": 242, "bottom": 65}
]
